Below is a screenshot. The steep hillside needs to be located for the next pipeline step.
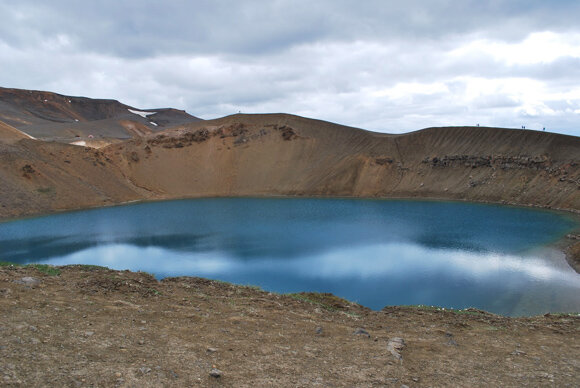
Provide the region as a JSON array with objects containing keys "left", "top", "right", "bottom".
[
  {"left": 0, "top": 119, "right": 33, "bottom": 142},
  {"left": 108, "top": 114, "right": 580, "bottom": 210},
  {"left": 0, "top": 87, "right": 201, "bottom": 144},
  {"left": 0, "top": 139, "right": 146, "bottom": 220}
]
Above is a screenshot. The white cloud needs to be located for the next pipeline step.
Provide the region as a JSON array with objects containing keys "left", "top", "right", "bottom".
[
  {"left": 451, "top": 31, "right": 580, "bottom": 66},
  {"left": 1, "top": 1, "right": 579, "bottom": 136}
]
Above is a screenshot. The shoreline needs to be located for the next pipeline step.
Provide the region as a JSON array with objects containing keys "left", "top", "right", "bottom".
[
  {"left": 3, "top": 191, "right": 579, "bottom": 221},
  {"left": 1, "top": 262, "right": 578, "bottom": 317}
]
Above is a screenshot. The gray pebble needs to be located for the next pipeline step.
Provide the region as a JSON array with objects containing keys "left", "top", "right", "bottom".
[
  {"left": 387, "top": 337, "right": 406, "bottom": 360},
  {"left": 353, "top": 328, "right": 370, "bottom": 337},
  {"left": 138, "top": 367, "right": 151, "bottom": 375},
  {"left": 14, "top": 277, "right": 40, "bottom": 287},
  {"left": 209, "top": 368, "right": 222, "bottom": 378}
]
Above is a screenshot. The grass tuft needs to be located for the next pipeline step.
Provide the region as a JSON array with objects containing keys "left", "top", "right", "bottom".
[
  {"left": 405, "top": 304, "right": 490, "bottom": 316},
  {"left": 0, "top": 261, "right": 20, "bottom": 267},
  {"left": 288, "top": 292, "right": 359, "bottom": 314},
  {"left": 36, "top": 187, "right": 53, "bottom": 194},
  {"left": 243, "top": 284, "right": 263, "bottom": 291},
  {"left": 27, "top": 264, "right": 61, "bottom": 276},
  {"left": 77, "top": 264, "right": 109, "bottom": 271},
  {"left": 0, "top": 262, "right": 61, "bottom": 276}
]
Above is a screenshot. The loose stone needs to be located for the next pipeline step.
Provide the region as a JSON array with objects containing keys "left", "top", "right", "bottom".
[
  {"left": 138, "top": 367, "right": 151, "bottom": 374},
  {"left": 387, "top": 337, "right": 406, "bottom": 360},
  {"left": 209, "top": 368, "right": 222, "bottom": 378},
  {"left": 14, "top": 277, "right": 40, "bottom": 287},
  {"left": 353, "top": 328, "right": 370, "bottom": 337}
]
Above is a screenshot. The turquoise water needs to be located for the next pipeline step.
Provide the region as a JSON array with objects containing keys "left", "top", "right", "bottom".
[{"left": 1, "top": 198, "right": 578, "bottom": 316}]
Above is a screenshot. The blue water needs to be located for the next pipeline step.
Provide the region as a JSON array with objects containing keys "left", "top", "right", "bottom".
[{"left": 1, "top": 198, "right": 578, "bottom": 316}]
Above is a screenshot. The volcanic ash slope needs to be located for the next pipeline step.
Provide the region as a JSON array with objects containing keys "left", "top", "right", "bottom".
[{"left": 108, "top": 113, "right": 580, "bottom": 210}]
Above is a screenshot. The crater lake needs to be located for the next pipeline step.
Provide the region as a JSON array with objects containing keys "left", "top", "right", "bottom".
[{"left": 1, "top": 198, "right": 578, "bottom": 316}]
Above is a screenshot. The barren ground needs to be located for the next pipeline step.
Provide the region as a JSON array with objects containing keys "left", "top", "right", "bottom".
[{"left": 1, "top": 265, "right": 578, "bottom": 387}]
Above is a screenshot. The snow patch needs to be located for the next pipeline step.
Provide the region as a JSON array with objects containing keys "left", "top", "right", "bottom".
[
  {"left": 128, "top": 108, "right": 156, "bottom": 118},
  {"left": 71, "top": 141, "right": 86, "bottom": 146},
  {"left": 149, "top": 121, "right": 158, "bottom": 126},
  {"left": 17, "top": 129, "right": 36, "bottom": 139}
]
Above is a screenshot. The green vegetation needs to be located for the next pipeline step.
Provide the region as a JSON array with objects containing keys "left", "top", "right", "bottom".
[
  {"left": 288, "top": 292, "right": 358, "bottom": 314},
  {"left": 76, "top": 264, "right": 109, "bottom": 271},
  {"left": 146, "top": 288, "right": 162, "bottom": 296},
  {"left": 404, "top": 304, "right": 442, "bottom": 312},
  {"left": 484, "top": 325, "right": 506, "bottom": 331},
  {"left": 212, "top": 279, "right": 233, "bottom": 286},
  {"left": 242, "top": 284, "right": 263, "bottom": 291},
  {"left": 542, "top": 312, "right": 580, "bottom": 318},
  {"left": 0, "top": 261, "right": 61, "bottom": 276},
  {"left": 36, "top": 187, "right": 53, "bottom": 194},
  {"left": 27, "top": 264, "right": 61, "bottom": 276},
  {"left": 401, "top": 305, "right": 578, "bottom": 317},
  {"left": 401, "top": 304, "right": 496, "bottom": 317}
]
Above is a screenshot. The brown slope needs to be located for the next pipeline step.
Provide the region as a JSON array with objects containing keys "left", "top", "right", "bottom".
[
  {"left": 0, "top": 86, "right": 201, "bottom": 141},
  {"left": 0, "top": 139, "right": 147, "bottom": 220},
  {"left": 0, "top": 119, "right": 32, "bottom": 141},
  {"left": 107, "top": 113, "right": 580, "bottom": 211}
]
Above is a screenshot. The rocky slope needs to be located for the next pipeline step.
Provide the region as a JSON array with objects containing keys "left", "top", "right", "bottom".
[{"left": 0, "top": 87, "right": 201, "bottom": 144}]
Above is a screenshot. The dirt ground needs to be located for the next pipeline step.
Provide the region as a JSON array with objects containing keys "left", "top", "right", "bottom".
[{"left": 1, "top": 265, "right": 578, "bottom": 387}]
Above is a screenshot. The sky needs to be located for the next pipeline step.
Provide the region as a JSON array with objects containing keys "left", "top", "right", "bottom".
[{"left": 1, "top": 0, "right": 579, "bottom": 136}]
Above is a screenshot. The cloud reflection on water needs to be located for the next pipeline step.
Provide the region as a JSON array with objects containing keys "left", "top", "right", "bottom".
[{"left": 48, "top": 241, "right": 580, "bottom": 294}]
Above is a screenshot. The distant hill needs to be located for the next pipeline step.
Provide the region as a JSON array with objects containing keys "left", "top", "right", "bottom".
[{"left": 0, "top": 87, "right": 201, "bottom": 145}]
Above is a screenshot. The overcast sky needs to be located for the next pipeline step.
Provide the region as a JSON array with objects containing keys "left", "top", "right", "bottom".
[{"left": 1, "top": 0, "right": 579, "bottom": 135}]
